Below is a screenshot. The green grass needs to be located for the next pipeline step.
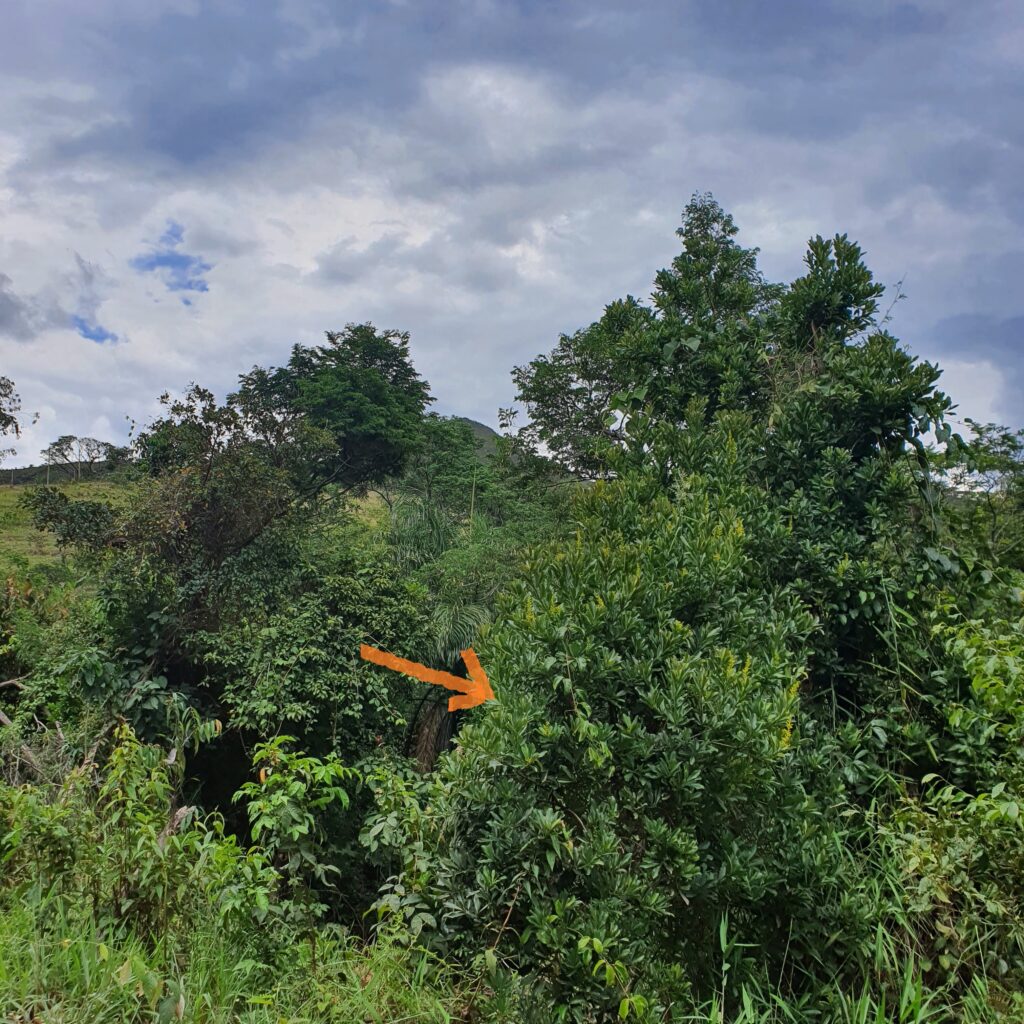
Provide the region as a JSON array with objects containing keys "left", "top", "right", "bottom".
[
  {"left": 0, "top": 480, "right": 130, "bottom": 576},
  {"left": 0, "top": 892, "right": 479, "bottom": 1024}
]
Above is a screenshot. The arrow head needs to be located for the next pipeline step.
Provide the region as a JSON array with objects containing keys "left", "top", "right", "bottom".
[{"left": 448, "top": 648, "right": 495, "bottom": 711}]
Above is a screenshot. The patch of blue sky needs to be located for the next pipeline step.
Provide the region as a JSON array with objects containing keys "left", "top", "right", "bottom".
[
  {"left": 131, "top": 220, "right": 213, "bottom": 294},
  {"left": 71, "top": 315, "right": 117, "bottom": 343},
  {"left": 160, "top": 220, "right": 185, "bottom": 246}
]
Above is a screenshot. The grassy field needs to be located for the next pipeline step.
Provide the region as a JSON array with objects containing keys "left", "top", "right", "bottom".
[{"left": 0, "top": 480, "right": 130, "bottom": 576}]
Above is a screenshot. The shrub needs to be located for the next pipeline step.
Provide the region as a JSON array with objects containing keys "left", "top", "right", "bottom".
[{"left": 370, "top": 442, "right": 853, "bottom": 1018}]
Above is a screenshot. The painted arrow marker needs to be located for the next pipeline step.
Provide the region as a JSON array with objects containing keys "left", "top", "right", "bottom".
[{"left": 359, "top": 644, "right": 495, "bottom": 712}]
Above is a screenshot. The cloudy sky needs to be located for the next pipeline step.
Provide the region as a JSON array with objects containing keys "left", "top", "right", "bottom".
[{"left": 1, "top": 0, "right": 1021, "bottom": 464}]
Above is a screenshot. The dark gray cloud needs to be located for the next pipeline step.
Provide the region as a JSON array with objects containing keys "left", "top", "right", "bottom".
[
  {"left": 0, "top": 274, "right": 42, "bottom": 341},
  {"left": 933, "top": 313, "right": 1024, "bottom": 378},
  {"left": 0, "top": 273, "right": 66, "bottom": 342},
  {"left": 0, "top": 0, "right": 1022, "bottom": 465}
]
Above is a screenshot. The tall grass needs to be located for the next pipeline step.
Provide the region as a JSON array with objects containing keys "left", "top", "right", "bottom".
[{"left": 0, "top": 890, "right": 470, "bottom": 1023}]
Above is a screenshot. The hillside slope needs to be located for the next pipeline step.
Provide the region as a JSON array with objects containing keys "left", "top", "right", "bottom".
[{"left": 0, "top": 481, "right": 130, "bottom": 575}]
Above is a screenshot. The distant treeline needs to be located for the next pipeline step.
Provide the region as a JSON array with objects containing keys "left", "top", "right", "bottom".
[
  {"left": 3, "top": 459, "right": 123, "bottom": 486},
  {"left": 4, "top": 418, "right": 497, "bottom": 486}
]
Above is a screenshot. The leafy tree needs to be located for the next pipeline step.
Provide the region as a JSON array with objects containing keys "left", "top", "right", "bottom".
[
  {"left": 0, "top": 376, "right": 19, "bottom": 438},
  {"left": 41, "top": 435, "right": 114, "bottom": 481},
  {"left": 80, "top": 436, "right": 114, "bottom": 475},
  {"left": 42, "top": 435, "right": 76, "bottom": 481},
  {"left": 943, "top": 419, "right": 1024, "bottom": 570},
  {"left": 653, "top": 190, "right": 782, "bottom": 328},
  {"left": 128, "top": 384, "right": 300, "bottom": 569},
  {"left": 197, "top": 550, "right": 431, "bottom": 762},
  {"left": 22, "top": 486, "right": 116, "bottom": 552},
  {"left": 0, "top": 376, "right": 22, "bottom": 466},
  {"left": 25, "top": 321, "right": 432, "bottom": 614},
  {"left": 512, "top": 299, "right": 656, "bottom": 477},
  {"left": 113, "top": 324, "right": 432, "bottom": 573},
  {"left": 231, "top": 323, "right": 433, "bottom": 497},
  {"left": 777, "top": 232, "right": 884, "bottom": 348},
  {"left": 512, "top": 195, "right": 790, "bottom": 478},
  {"left": 387, "top": 414, "right": 483, "bottom": 516},
  {"left": 516, "top": 194, "right": 955, "bottom": 729},
  {"left": 236, "top": 737, "right": 358, "bottom": 948}
]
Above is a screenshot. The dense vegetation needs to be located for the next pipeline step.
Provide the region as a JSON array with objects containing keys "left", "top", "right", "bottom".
[{"left": 2, "top": 195, "right": 1024, "bottom": 1021}]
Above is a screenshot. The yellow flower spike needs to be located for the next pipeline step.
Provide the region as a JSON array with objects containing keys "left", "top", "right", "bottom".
[{"left": 779, "top": 675, "right": 803, "bottom": 752}]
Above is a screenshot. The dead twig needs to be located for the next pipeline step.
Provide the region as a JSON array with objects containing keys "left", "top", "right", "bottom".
[
  {"left": 81, "top": 720, "right": 118, "bottom": 771},
  {"left": 0, "top": 706, "right": 43, "bottom": 777}
]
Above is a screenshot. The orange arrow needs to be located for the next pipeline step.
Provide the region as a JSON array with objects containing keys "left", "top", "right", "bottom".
[{"left": 359, "top": 644, "right": 495, "bottom": 712}]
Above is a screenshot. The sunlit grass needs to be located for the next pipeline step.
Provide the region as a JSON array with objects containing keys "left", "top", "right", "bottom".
[{"left": 0, "top": 480, "right": 134, "bottom": 575}]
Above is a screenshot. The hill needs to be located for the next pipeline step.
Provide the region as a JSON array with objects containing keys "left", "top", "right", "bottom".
[{"left": 454, "top": 416, "right": 501, "bottom": 458}]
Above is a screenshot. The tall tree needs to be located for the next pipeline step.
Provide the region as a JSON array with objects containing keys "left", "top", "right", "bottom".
[
  {"left": 512, "top": 193, "right": 785, "bottom": 476},
  {"left": 120, "top": 323, "right": 433, "bottom": 570},
  {"left": 231, "top": 323, "right": 433, "bottom": 496},
  {"left": 653, "top": 190, "right": 782, "bottom": 328}
]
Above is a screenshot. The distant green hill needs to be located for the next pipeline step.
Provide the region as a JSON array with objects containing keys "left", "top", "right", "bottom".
[{"left": 454, "top": 417, "right": 501, "bottom": 458}]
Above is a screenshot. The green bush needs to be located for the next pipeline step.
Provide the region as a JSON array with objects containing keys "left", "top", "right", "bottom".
[
  {"left": 371, "top": 450, "right": 838, "bottom": 1016},
  {"left": 1, "top": 721, "right": 275, "bottom": 948}
]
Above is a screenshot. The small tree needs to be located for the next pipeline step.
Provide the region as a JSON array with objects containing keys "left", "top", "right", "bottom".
[
  {"left": 944, "top": 419, "right": 1024, "bottom": 570},
  {"left": 235, "top": 737, "right": 358, "bottom": 965},
  {"left": 78, "top": 436, "right": 113, "bottom": 477},
  {"left": 0, "top": 376, "right": 22, "bottom": 477},
  {"left": 42, "top": 435, "right": 82, "bottom": 481}
]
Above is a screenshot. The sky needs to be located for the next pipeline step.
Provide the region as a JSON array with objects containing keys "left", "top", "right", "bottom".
[{"left": 1, "top": 0, "right": 1021, "bottom": 465}]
